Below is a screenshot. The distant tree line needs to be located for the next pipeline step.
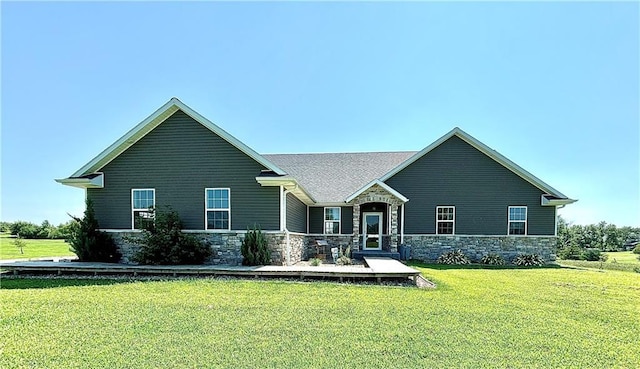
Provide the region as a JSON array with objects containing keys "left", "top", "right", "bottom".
[
  {"left": 0, "top": 220, "right": 77, "bottom": 240},
  {"left": 557, "top": 217, "right": 639, "bottom": 260}
]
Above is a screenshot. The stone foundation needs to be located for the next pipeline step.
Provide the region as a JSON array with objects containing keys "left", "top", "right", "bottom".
[
  {"left": 110, "top": 231, "right": 556, "bottom": 265},
  {"left": 402, "top": 235, "right": 557, "bottom": 262},
  {"left": 109, "top": 231, "right": 307, "bottom": 266}
]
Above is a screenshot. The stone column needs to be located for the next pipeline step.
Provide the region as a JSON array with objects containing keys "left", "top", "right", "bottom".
[
  {"left": 390, "top": 204, "right": 398, "bottom": 252},
  {"left": 352, "top": 203, "right": 360, "bottom": 251}
]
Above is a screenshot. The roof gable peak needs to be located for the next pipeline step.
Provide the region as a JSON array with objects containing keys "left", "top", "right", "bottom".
[{"left": 69, "top": 98, "right": 285, "bottom": 177}]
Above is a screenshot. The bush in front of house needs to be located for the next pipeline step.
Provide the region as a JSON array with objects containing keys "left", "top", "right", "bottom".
[
  {"left": 512, "top": 253, "right": 545, "bottom": 267},
  {"left": 481, "top": 253, "right": 505, "bottom": 265},
  {"left": 132, "top": 207, "right": 211, "bottom": 265},
  {"left": 68, "top": 199, "right": 121, "bottom": 262},
  {"left": 437, "top": 249, "right": 470, "bottom": 265},
  {"left": 336, "top": 245, "right": 353, "bottom": 265},
  {"left": 241, "top": 225, "right": 271, "bottom": 266},
  {"left": 309, "top": 258, "right": 322, "bottom": 266}
]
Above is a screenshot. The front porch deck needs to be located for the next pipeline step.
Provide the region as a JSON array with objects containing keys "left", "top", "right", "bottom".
[{"left": 0, "top": 257, "right": 420, "bottom": 284}]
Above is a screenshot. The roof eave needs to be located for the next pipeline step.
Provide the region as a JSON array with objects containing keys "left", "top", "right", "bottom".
[
  {"left": 55, "top": 173, "right": 104, "bottom": 189},
  {"left": 346, "top": 179, "right": 409, "bottom": 203},
  {"left": 255, "top": 176, "right": 316, "bottom": 205}
]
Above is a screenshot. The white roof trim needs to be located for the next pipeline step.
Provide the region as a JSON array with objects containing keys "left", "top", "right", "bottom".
[
  {"left": 255, "top": 176, "right": 316, "bottom": 204},
  {"left": 55, "top": 173, "right": 104, "bottom": 189},
  {"left": 541, "top": 194, "right": 578, "bottom": 206},
  {"left": 379, "top": 127, "right": 571, "bottom": 199},
  {"left": 346, "top": 180, "right": 409, "bottom": 203},
  {"left": 71, "top": 98, "right": 286, "bottom": 177}
]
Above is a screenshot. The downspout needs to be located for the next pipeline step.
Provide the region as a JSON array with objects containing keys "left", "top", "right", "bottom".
[{"left": 282, "top": 184, "right": 298, "bottom": 266}]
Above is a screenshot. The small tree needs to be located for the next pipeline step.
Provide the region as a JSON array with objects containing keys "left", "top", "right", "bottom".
[
  {"left": 132, "top": 207, "right": 211, "bottom": 265},
  {"left": 241, "top": 225, "right": 271, "bottom": 266},
  {"left": 68, "top": 199, "right": 121, "bottom": 262},
  {"left": 14, "top": 237, "right": 26, "bottom": 255}
]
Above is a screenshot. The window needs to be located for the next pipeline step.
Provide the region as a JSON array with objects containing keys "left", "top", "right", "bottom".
[
  {"left": 436, "top": 206, "right": 455, "bottom": 235},
  {"left": 324, "top": 207, "right": 341, "bottom": 234},
  {"left": 206, "top": 188, "right": 230, "bottom": 230},
  {"left": 508, "top": 206, "right": 527, "bottom": 235},
  {"left": 132, "top": 189, "right": 155, "bottom": 229}
]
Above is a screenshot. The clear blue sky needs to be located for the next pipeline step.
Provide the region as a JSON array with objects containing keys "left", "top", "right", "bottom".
[{"left": 1, "top": 2, "right": 638, "bottom": 227}]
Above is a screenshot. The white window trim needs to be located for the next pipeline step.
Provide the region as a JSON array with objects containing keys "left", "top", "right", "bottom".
[
  {"left": 131, "top": 188, "right": 155, "bottom": 230},
  {"left": 323, "top": 207, "right": 341, "bottom": 234},
  {"left": 205, "top": 188, "right": 231, "bottom": 231},
  {"left": 508, "top": 206, "right": 528, "bottom": 235},
  {"left": 436, "top": 206, "right": 455, "bottom": 235}
]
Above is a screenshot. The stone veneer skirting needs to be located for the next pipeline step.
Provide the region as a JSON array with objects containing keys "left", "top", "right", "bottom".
[
  {"left": 109, "top": 232, "right": 556, "bottom": 265},
  {"left": 402, "top": 235, "right": 557, "bottom": 262},
  {"left": 110, "top": 231, "right": 307, "bottom": 266}
]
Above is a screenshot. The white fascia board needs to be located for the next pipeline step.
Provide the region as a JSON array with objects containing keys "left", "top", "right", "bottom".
[
  {"left": 55, "top": 173, "right": 104, "bottom": 188},
  {"left": 379, "top": 127, "right": 570, "bottom": 199},
  {"left": 71, "top": 98, "right": 286, "bottom": 177},
  {"left": 541, "top": 195, "right": 578, "bottom": 206},
  {"left": 345, "top": 179, "right": 409, "bottom": 203},
  {"left": 255, "top": 176, "right": 316, "bottom": 205}
]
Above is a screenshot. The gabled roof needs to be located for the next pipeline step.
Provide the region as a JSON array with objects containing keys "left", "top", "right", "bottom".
[
  {"left": 379, "top": 127, "right": 573, "bottom": 200},
  {"left": 346, "top": 180, "right": 409, "bottom": 203},
  {"left": 264, "top": 151, "right": 416, "bottom": 204},
  {"left": 65, "top": 98, "right": 286, "bottom": 178}
]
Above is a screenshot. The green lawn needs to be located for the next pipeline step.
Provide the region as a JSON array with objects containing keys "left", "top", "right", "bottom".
[
  {"left": 559, "top": 251, "right": 640, "bottom": 273},
  {"left": 1, "top": 265, "right": 638, "bottom": 368},
  {"left": 604, "top": 251, "right": 640, "bottom": 264},
  {"left": 0, "top": 233, "right": 75, "bottom": 260}
]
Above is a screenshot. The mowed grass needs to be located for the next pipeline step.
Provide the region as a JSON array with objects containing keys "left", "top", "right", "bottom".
[
  {"left": 1, "top": 266, "right": 638, "bottom": 368},
  {"left": 0, "top": 233, "right": 75, "bottom": 260},
  {"left": 560, "top": 251, "right": 640, "bottom": 273}
]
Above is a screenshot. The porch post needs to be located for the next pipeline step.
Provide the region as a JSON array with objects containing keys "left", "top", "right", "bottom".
[
  {"left": 390, "top": 204, "right": 398, "bottom": 252},
  {"left": 352, "top": 203, "right": 360, "bottom": 251}
]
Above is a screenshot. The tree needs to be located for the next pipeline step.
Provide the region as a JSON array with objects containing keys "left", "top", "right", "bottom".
[
  {"left": 241, "top": 225, "right": 271, "bottom": 266},
  {"left": 14, "top": 237, "right": 26, "bottom": 255},
  {"left": 68, "top": 199, "right": 121, "bottom": 262}
]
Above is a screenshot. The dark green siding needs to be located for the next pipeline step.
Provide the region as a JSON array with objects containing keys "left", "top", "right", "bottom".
[
  {"left": 385, "top": 136, "right": 555, "bottom": 235},
  {"left": 88, "top": 110, "right": 280, "bottom": 230},
  {"left": 309, "top": 207, "right": 323, "bottom": 234},
  {"left": 309, "top": 206, "right": 353, "bottom": 234},
  {"left": 286, "top": 193, "right": 307, "bottom": 233}
]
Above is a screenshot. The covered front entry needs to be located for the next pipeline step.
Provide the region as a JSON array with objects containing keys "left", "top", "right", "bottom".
[
  {"left": 362, "top": 212, "right": 383, "bottom": 250},
  {"left": 346, "top": 180, "right": 408, "bottom": 253}
]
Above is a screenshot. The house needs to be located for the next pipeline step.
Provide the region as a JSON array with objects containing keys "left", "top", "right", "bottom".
[{"left": 57, "top": 98, "right": 576, "bottom": 264}]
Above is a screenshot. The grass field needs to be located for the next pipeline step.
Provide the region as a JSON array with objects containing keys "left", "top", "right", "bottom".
[
  {"left": 0, "top": 233, "right": 75, "bottom": 260},
  {"left": 559, "top": 251, "right": 640, "bottom": 273},
  {"left": 1, "top": 265, "right": 638, "bottom": 368}
]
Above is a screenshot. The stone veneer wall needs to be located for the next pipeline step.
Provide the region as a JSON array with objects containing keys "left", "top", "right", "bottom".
[
  {"left": 109, "top": 231, "right": 307, "bottom": 266},
  {"left": 403, "top": 235, "right": 557, "bottom": 262},
  {"left": 304, "top": 235, "right": 353, "bottom": 260}
]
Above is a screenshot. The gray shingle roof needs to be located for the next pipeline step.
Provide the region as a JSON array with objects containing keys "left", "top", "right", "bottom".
[{"left": 263, "top": 152, "right": 417, "bottom": 203}]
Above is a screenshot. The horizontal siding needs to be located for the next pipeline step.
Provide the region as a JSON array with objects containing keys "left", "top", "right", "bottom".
[
  {"left": 385, "top": 135, "right": 555, "bottom": 235},
  {"left": 308, "top": 207, "right": 323, "bottom": 234},
  {"left": 88, "top": 110, "right": 280, "bottom": 230},
  {"left": 286, "top": 193, "right": 307, "bottom": 233}
]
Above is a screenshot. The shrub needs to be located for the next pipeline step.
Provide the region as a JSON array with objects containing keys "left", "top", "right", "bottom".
[
  {"left": 336, "top": 245, "right": 353, "bottom": 265},
  {"left": 481, "top": 253, "right": 505, "bottom": 265},
  {"left": 241, "top": 225, "right": 271, "bottom": 266},
  {"left": 633, "top": 244, "right": 640, "bottom": 254},
  {"left": 557, "top": 244, "right": 581, "bottom": 260},
  {"left": 581, "top": 248, "right": 604, "bottom": 262},
  {"left": 68, "top": 199, "right": 121, "bottom": 262},
  {"left": 309, "top": 258, "right": 322, "bottom": 266},
  {"left": 14, "top": 237, "right": 26, "bottom": 255},
  {"left": 437, "top": 249, "right": 470, "bottom": 265},
  {"left": 132, "top": 207, "right": 211, "bottom": 265},
  {"left": 512, "top": 254, "right": 545, "bottom": 267}
]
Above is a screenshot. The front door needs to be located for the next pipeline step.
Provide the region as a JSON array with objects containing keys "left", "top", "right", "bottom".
[{"left": 363, "top": 212, "right": 383, "bottom": 250}]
